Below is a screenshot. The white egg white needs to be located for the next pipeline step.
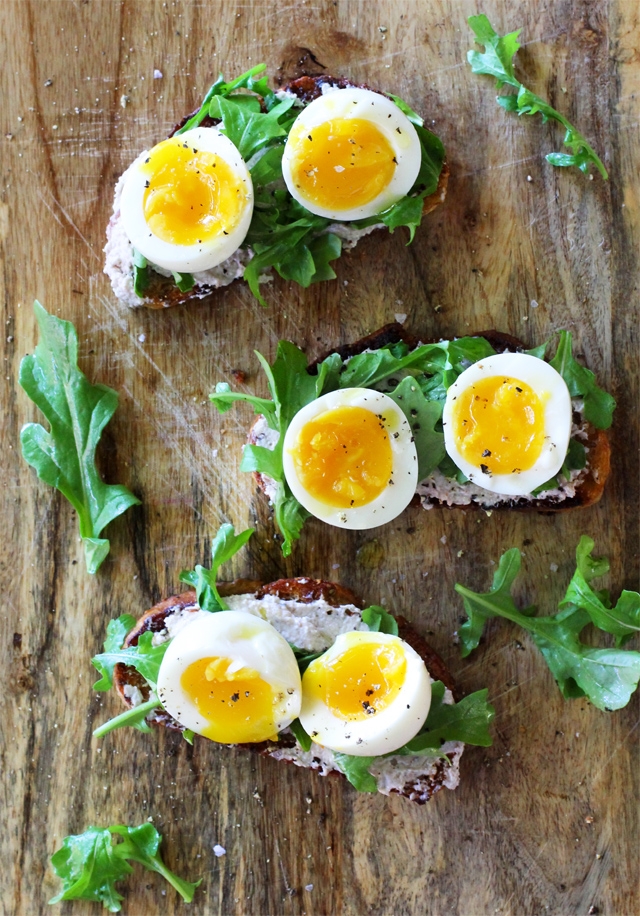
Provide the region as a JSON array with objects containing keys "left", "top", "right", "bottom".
[
  {"left": 119, "top": 127, "right": 254, "bottom": 273},
  {"left": 156, "top": 611, "right": 301, "bottom": 740},
  {"left": 299, "top": 631, "right": 432, "bottom": 757},
  {"left": 282, "top": 387, "right": 418, "bottom": 530},
  {"left": 281, "top": 87, "right": 422, "bottom": 220},
  {"left": 442, "top": 352, "right": 572, "bottom": 496}
]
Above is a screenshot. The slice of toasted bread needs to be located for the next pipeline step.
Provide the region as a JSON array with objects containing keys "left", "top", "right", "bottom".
[
  {"left": 112, "top": 578, "right": 464, "bottom": 804},
  {"left": 104, "top": 77, "right": 448, "bottom": 309},
  {"left": 247, "top": 322, "right": 610, "bottom": 512}
]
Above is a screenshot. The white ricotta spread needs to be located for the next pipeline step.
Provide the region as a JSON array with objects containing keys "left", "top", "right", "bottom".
[{"left": 224, "top": 592, "right": 367, "bottom": 652}]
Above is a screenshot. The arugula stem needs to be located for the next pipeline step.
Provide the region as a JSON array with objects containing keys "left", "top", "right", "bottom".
[{"left": 93, "top": 697, "right": 159, "bottom": 738}]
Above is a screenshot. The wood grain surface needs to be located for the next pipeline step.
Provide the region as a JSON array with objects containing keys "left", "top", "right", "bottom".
[{"left": 2, "top": 1, "right": 638, "bottom": 914}]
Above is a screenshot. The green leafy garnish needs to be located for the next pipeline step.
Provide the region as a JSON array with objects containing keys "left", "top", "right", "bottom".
[
  {"left": 132, "top": 248, "right": 150, "bottom": 298},
  {"left": 92, "top": 613, "right": 169, "bottom": 738},
  {"left": 333, "top": 754, "right": 378, "bottom": 793},
  {"left": 145, "top": 65, "right": 445, "bottom": 304},
  {"left": 398, "top": 682, "right": 494, "bottom": 753},
  {"left": 467, "top": 14, "right": 607, "bottom": 178},
  {"left": 361, "top": 605, "right": 399, "bottom": 636},
  {"left": 92, "top": 630, "right": 168, "bottom": 695},
  {"left": 179, "top": 523, "right": 254, "bottom": 610},
  {"left": 333, "top": 682, "right": 494, "bottom": 792},
  {"left": 49, "top": 823, "right": 200, "bottom": 911},
  {"left": 19, "top": 302, "right": 140, "bottom": 574},
  {"left": 289, "top": 718, "right": 313, "bottom": 752},
  {"left": 455, "top": 538, "right": 640, "bottom": 710},
  {"left": 548, "top": 331, "right": 616, "bottom": 428},
  {"left": 171, "top": 271, "right": 195, "bottom": 293}
]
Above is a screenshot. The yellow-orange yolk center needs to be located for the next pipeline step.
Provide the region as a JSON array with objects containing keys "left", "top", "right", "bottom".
[
  {"left": 180, "top": 656, "right": 279, "bottom": 743},
  {"left": 288, "top": 118, "right": 397, "bottom": 211},
  {"left": 290, "top": 405, "right": 393, "bottom": 509},
  {"left": 141, "top": 138, "right": 248, "bottom": 246},
  {"left": 452, "top": 375, "right": 547, "bottom": 474},
  {"left": 303, "top": 641, "right": 407, "bottom": 721}
]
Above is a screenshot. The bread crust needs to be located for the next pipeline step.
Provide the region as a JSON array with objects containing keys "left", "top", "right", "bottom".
[
  {"left": 248, "top": 322, "right": 611, "bottom": 511},
  {"left": 107, "top": 77, "right": 448, "bottom": 309},
  {"left": 111, "top": 578, "right": 462, "bottom": 802}
]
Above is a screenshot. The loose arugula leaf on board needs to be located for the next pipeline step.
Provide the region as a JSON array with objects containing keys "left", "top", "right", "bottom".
[
  {"left": 456, "top": 539, "right": 640, "bottom": 710},
  {"left": 179, "top": 523, "right": 254, "bottom": 611},
  {"left": 456, "top": 548, "right": 535, "bottom": 657},
  {"left": 49, "top": 823, "right": 200, "bottom": 911},
  {"left": 19, "top": 302, "right": 140, "bottom": 574},
  {"left": 560, "top": 536, "right": 640, "bottom": 647},
  {"left": 467, "top": 14, "right": 608, "bottom": 178}
]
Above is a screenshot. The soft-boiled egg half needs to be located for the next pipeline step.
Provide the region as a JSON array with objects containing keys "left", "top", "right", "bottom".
[
  {"left": 442, "top": 353, "right": 572, "bottom": 496},
  {"left": 281, "top": 87, "right": 422, "bottom": 220},
  {"left": 120, "top": 127, "right": 254, "bottom": 273},
  {"left": 282, "top": 388, "right": 418, "bottom": 529},
  {"left": 156, "top": 611, "right": 301, "bottom": 743},
  {"left": 299, "top": 630, "right": 432, "bottom": 756}
]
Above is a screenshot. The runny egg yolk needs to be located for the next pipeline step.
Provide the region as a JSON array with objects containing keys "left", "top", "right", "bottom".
[
  {"left": 290, "top": 405, "right": 393, "bottom": 508},
  {"left": 141, "top": 138, "right": 249, "bottom": 247},
  {"left": 288, "top": 118, "right": 397, "bottom": 211},
  {"left": 451, "top": 375, "right": 547, "bottom": 474},
  {"left": 303, "top": 641, "right": 407, "bottom": 721},
  {"left": 180, "top": 656, "right": 279, "bottom": 743}
]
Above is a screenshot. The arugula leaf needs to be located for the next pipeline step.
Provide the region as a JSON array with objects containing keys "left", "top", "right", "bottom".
[
  {"left": 399, "top": 683, "right": 494, "bottom": 753},
  {"left": 333, "top": 753, "right": 378, "bottom": 793},
  {"left": 560, "top": 536, "right": 640, "bottom": 647},
  {"left": 549, "top": 331, "right": 616, "bottom": 429},
  {"left": 179, "top": 523, "right": 254, "bottom": 611},
  {"left": 467, "top": 14, "right": 608, "bottom": 178},
  {"left": 273, "top": 482, "right": 309, "bottom": 558},
  {"left": 176, "top": 63, "right": 271, "bottom": 135},
  {"left": 386, "top": 377, "right": 446, "bottom": 480},
  {"left": 289, "top": 718, "right": 313, "bottom": 751},
  {"left": 455, "top": 539, "right": 640, "bottom": 710},
  {"left": 92, "top": 631, "right": 168, "bottom": 693},
  {"left": 457, "top": 548, "right": 536, "bottom": 657},
  {"left": 361, "top": 605, "right": 399, "bottom": 636},
  {"left": 291, "top": 646, "right": 323, "bottom": 675},
  {"left": 49, "top": 823, "right": 200, "bottom": 911},
  {"left": 132, "top": 248, "right": 150, "bottom": 298},
  {"left": 19, "top": 302, "right": 140, "bottom": 574},
  {"left": 171, "top": 271, "right": 195, "bottom": 293},
  {"left": 211, "top": 95, "right": 295, "bottom": 160}
]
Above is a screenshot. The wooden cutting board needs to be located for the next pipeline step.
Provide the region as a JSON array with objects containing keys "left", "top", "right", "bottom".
[{"left": 2, "top": 1, "right": 638, "bottom": 913}]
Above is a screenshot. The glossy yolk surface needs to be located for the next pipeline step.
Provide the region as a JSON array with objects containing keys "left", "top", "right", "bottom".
[
  {"left": 142, "top": 138, "right": 248, "bottom": 246},
  {"left": 288, "top": 118, "right": 397, "bottom": 211},
  {"left": 291, "top": 405, "right": 393, "bottom": 508},
  {"left": 451, "top": 376, "right": 547, "bottom": 474},
  {"left": 303, "top": 641, "right": 407, "bottom": 721},
  {"left": 180, "top": 656, "right": 278, "bottom": 743}
]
